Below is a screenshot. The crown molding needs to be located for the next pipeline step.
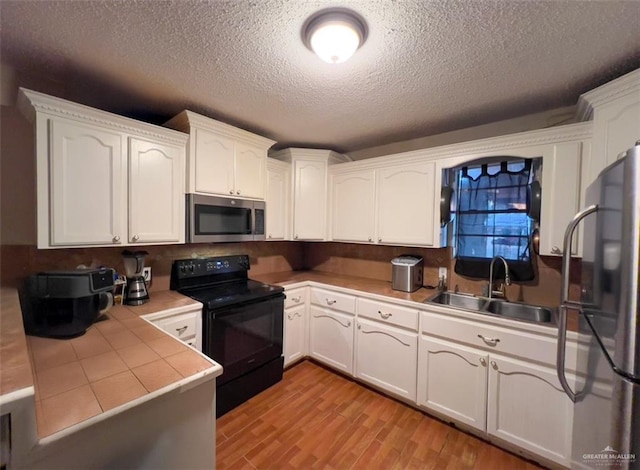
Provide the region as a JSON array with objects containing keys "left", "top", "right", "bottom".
[
  {"left": 18, "top": 88, "right": 188, "bottom": 145},
  {"left": 269, "top": 147, "right": 351, "bottom": 164},
  {"left": 165, "top": 109, "right": 276, "bottom": 149},
  {"left": 330, "top": 122, "right": 593, "bottom": 172},
  {"left": 576, "top": 68, "right": 640, "bottom": 121}
]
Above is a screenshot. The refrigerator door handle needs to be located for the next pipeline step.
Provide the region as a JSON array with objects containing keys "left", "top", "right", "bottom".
[{"left": 557, "top": 204, "right": 598, "bottom": 402}]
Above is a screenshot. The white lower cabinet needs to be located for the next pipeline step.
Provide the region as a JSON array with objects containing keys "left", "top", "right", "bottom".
[
  {"left": 487, "top": 355, "right": 573, "bottom": 465},
  {"left": 355, "top": 317, "right": 417, "bottom": 402},
  {"left": 283, "top": 287, "right": 307, "bottom": 368},
  {"left": 143, "top": 307, "right": 202, "bottom": 351},
  {"left": 418, "top": 309, "right": 574, "bottom": 467},
  {"left": 308, "top": 305, "right": 354, "bottom": 375},
  {"left": 417, "top": 336, "right": 488, "bottom": 431}
]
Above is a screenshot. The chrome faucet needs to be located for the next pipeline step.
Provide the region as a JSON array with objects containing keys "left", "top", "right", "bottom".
[{"left": 488, "top": 256, "right": 511, "bottom": 299}]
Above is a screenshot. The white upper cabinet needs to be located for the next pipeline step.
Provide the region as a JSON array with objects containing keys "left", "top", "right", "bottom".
[
  {"left": 18, "top": 88, "right": 188, "bottom": 249},
  {"left": 577, "top": 69, "right": 640, "bottom": 185},
  {"left": 128, "top": 137, "right": 184, "bottom": 244},
  {"left": 377, "top": 162, "right": 435, "bottom": 246},
  {"left": 48, "top": 118, "right": 126, "bottom": 246},
  {"left": 330, "top": 169, "right": 376, "bottom": 243},
  {"left": 266, "top": 158, "right": 290, "bottom": 240},
  {"left": 165, "top": 110, "right": 275, "bottom": 200},
  {"left": 270, "top": 148, "right": 350, "bottom": 241},
  {"left": 193, "top": 127, "right": 235, "bottom": 195},
  {"left": 329, "top": 159, "right": 437, "bottom": 247}
]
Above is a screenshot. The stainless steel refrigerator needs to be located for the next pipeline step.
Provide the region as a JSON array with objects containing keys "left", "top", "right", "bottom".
[{"left": 557, "top": 141, "right": 640, "bottom": 469}]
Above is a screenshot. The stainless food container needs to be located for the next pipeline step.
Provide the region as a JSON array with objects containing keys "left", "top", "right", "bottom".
[{"left": 391, "top": 255, "right": 423, "bottom": 292}]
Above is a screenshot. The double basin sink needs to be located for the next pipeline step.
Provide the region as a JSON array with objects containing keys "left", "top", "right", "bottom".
[{"left": 425, "top": 292, "right": 555, "bottom": 325}]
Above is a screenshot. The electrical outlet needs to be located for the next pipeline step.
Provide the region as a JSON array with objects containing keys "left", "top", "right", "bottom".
[
  {"left": 438, "top": 267, "right": 448, "bottom": 281},
  {"left": 142, "top": 267, "right": 152, "bottom": 282}
]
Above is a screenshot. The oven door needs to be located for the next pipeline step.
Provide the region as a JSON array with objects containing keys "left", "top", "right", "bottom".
[
  {"left": 203, "top": 294, "right": 284, "bottom": 385},
  {"left": 187, "top": 194, "right": 261, "bottom": 243}
]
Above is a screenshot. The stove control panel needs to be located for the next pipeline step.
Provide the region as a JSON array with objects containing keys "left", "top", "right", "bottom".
[{"left": 171, "top": 255, "right": 250, "bottom": 279}]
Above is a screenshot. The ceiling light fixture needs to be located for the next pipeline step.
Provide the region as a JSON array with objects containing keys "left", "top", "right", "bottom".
[{"left": 302, "top": 9, "right": 367, "bottom": 64}]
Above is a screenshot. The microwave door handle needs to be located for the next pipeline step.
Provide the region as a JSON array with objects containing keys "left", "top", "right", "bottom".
[{"left": 556, "top": 204, "right": 598, "bottom": 403}]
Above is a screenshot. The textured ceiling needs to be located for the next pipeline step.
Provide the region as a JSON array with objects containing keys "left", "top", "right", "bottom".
[{"left": 1, "top": 0, "right": 639, "bottom": 154}]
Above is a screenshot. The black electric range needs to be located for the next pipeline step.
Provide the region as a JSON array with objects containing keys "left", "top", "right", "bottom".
[{"left": 170, "top": 255, "right": 285, "bottom": 417}]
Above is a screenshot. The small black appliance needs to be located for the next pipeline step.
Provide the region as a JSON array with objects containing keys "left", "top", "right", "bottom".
[{"left": 21, "top": 268, "right": 115, "bottom": 338}]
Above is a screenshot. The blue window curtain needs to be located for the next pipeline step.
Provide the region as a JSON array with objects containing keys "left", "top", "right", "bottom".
[{"left": 453, "top": 160, "right": 535, "bottom": 281}]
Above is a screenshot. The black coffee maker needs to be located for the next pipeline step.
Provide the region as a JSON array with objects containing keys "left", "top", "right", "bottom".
[
  {"left": 122, "top": 250, "right": 149, "bottom": 305},
  {"left": 21, "top": 268, "right": 115, "bottom": 338}
]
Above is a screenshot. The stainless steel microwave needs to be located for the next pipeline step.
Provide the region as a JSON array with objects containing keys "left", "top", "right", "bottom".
[{"left": 186, "top": 194, "right": 265, "bottom": 243}]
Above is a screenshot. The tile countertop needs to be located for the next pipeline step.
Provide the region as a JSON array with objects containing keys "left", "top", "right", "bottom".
[
  {"left": 0, "top": 289, "right": 222, "bottom": 440},
  {"left": 251, "top": 270, "right": 579, "bottom": 332}
]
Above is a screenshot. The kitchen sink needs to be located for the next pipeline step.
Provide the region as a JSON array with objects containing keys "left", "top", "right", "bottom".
[
  {"left": 428, "top": 292, "right": 490, "bottom": 310},
  {"left": 483, "top": 300, "right": 553, "bottom": 323},
  {"left": 425, "top": 292, "right": 555, "bottom": 325}
]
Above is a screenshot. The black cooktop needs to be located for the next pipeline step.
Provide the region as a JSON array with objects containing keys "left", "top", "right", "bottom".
[{"left": 179, "top": 279, "right": 284, "bottom": 310}]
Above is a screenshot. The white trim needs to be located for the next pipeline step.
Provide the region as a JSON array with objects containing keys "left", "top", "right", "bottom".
[
  {"left": 18, "top": 88, "right": 188, "bottom": 145},
  {"left": 576, "top": 68, "right": 640, "bottom": 121}
]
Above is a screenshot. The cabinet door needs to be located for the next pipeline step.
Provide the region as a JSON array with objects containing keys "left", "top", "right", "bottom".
[
  {"left": 331, "top": 170, "right": 376, "bottom": 243},
  {"left": 284, "top": 305, "right": 305, "bottom": 367},
  {"left": 293, "top": 159, "right": 327, "bottom": 240},
  {"left": 129, "top": 137, "right": 184, "bottom": 244},
  {"left": 590, "top": 96, "right": 640, "bottom": 182},
  {"left": 193, "top": 127, "right": 234, "bottom": 195},
  {"left": 377, "top": 162, "right": 435, "bottom": 246},
  {"left": 417, "top": 336, "right": 488, "bottom": 431},
  {"left": 235, "top": 141, "right": 266, "bottom": 199},
  {"left": 266, "top": 163, "right": 289, "bottom": 240},
  {"left": 355, "top": 317, "right": 417, "bottom": 402},
  {"left": 49, "top": 118, "right": 126, "bottom": 246},
  {"left": 487, "top": 355, "right": 573, "bottom": 466},
  {"left": 308, "top": 305, "right": 353, "bottom": 375},
  {"left": 540, "top": 142, "right": 583, "bottom": 256}
]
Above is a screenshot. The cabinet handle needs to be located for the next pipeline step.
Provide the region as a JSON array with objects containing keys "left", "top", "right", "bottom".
[
  {"left": 294, "top": 235, "right": 299, "bottom": 239},
  {"left": 368, "top": 238, "right": 372, "bottom": 242},
  {"left": 491, "top": 360, "right": 498, "bottom": 369},
  {"left": 291, "top": 296, "right": 301, "bottom": 302},
  {"left": 552, "top": 246, "right": 562, "bottom": 254},
  {"left": 236, "top": 190, "right": 241, "bottom": 195},
  {"left": 378, "top": 238, "right": 382, "bottom": 243},
  {"left": 325, "top": 298, "right": 337, "bottom": 306},
  {"left": 346, "top": 320, "right": 351, "bottom": 327},
  {"left": 479, "top": 358, "right": 487, "bottom": 366},
  {"left": 477, "top": 334, "right": 500, "bottom": 346},
  {"left": 229, "top": 190, "right": 234, "bottom": 195},
  {"left": 268, "top": 234, "right": 272, "bottom": 239},
  {"left": 378, "top": 310, "right": 392, "bottom": 319},
  {"left": 132, "top": 234, "right": 139, "bottom": 241},
  {"left": 176, "top": 325, "right": 188, "bottom": 335},
  {"left": 287, "top": 312, "right": 302, "bottom": 320},
  {"left": 357, "top": 323, "right": 361, "bottom": 330},
  {"left": 112, "top": 235, "right": 120, "bottom": 243}
]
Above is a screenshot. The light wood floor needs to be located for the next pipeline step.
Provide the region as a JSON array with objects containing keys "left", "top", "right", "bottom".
[{"left": 216, "top": 360, "right": 543, "bottom": 470}]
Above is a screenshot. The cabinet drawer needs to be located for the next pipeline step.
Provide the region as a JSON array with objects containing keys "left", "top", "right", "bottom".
[
  {"left": 421, "top": 310, "right": 558, "bottom": 366},
  {"left": 159, "top": 311, "right": 198, "bottom": 341},
  {"left": 310, "top": 288, "right": 356, "bottom": 315},
  {"left": 358, "top": 298, "right": 418, "bottom": 331},
  {"left": 285, "top": 287, "right": 307, "bottom": 309}
]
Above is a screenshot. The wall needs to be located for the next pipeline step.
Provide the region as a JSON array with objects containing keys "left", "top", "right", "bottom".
[
  {"left": 0, "top": 105, "right": 36, "bottom": 245},
  {"left": 303, "top": 242, "right": 581, "bottom": 308}
]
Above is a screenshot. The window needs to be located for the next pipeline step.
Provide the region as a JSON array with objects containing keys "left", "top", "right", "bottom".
[{"left": 446, "top": 157, "right": 539, "bottom": 281}]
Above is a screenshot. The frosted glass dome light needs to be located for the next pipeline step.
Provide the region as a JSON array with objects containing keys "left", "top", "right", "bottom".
[{"left": 303, "top": 10, "right": 367, "bottom": 64}]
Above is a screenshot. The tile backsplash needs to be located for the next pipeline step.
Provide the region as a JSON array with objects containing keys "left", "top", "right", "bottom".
[
  {"left": 1, "top": 240, "right": 579, "bottom": 308},
  {"left": 1, "top": 242, "right": 304, "bottom": 292}
]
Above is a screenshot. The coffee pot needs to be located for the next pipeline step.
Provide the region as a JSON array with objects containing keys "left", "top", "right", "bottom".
[{"left": 122, "top": 250, "right": 149, "bottom": 305}]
